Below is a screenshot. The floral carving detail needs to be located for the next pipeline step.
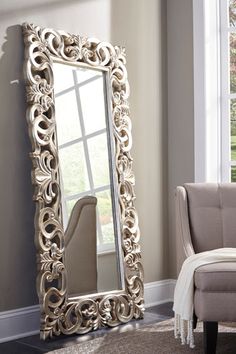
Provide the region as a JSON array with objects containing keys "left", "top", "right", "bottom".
[
  {"left": 32, "top": 151, "right": 57, "bottom": 203},
  {"left": 63, "top": 34, "right": 92, "bottom": 60},
  {"left": 26, "top": 77, "right": 53, "bottom": 112},
  {"left": 22, "top": 22, "right": 144, "bottom": 340}
]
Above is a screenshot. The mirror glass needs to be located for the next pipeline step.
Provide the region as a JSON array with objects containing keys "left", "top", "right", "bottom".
[{"left": 53, "top": 62, "right": 123, "bottom": 297}]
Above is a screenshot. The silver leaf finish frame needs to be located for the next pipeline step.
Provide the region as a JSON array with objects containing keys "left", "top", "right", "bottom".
[{"left": 22, "top": 23, "right": 144, "bottom": 340}]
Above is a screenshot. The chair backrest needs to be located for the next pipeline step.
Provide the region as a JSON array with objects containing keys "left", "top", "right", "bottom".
[
  {"left": 184, "top": 183, "right": 236, "bottom": 253},
  {"left": 65, "top": 196, "right": 97, "bottom": 296}
]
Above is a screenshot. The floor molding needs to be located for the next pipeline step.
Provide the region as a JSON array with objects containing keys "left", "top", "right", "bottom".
[
  {"left": 144, "top": 279, "right": 176, "bottom": 308},
  {"left": 0, "top": 279, "right": 176, "bottom": 343},
  {"left": 0, "top": 305, "right": 40, "bottom": 343}
]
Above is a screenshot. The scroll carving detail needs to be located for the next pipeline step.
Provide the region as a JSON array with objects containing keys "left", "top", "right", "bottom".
[{"left": 23, "top": 22, "right": 144, "bottom": 339}]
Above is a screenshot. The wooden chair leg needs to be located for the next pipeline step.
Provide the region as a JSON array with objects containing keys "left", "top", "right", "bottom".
[
  {"left": 203, "top": 321, "right": 218, "bottom": 354},
  {"left": 193, "top": 312, "right": 197, "bottom": 329}
]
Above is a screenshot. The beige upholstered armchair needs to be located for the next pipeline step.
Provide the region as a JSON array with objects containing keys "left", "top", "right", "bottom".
[{"left": 176, "top": 183, "right": 236, "bottom": 354}]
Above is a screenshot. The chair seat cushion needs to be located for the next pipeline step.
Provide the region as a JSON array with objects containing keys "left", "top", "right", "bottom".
[{"left": 194, "top": 262, "right": 236, "bottom": 291}]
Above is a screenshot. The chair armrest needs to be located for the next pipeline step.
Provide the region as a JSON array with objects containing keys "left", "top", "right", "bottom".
[{"left": 175, "top": 186, "right": 195, "bottom": 273}]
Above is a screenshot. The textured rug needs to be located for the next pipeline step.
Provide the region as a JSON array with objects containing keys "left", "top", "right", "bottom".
[{"left": 47, "top": 319, "right": 236, "bottom": 353}]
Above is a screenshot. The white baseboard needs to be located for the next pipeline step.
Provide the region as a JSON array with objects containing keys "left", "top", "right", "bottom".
[
  {"left": 0, "top": 305, "right": 40, "bottom": 343},
  {"left": 144, "top": 279, "right": 176, "bottom": 308},
  {"left": 0, "top": 279, "right": 176, "bottom": 343}
]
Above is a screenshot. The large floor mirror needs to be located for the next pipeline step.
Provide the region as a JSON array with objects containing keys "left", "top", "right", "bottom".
[{"left": 23, "top": 23, "right": 144, "bottom": 339}]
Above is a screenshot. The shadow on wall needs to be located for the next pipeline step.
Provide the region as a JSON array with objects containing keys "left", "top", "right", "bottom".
[
  {"left": 0, "top": 25, "right": 37, "bottom": 311},
  {"left": 0, "top": 0, "right": 89, "bottom": 21}
]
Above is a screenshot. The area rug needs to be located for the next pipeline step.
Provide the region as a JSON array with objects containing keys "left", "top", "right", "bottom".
[{"left": 47, "top": 318, "right": 236, "bottom": 353}]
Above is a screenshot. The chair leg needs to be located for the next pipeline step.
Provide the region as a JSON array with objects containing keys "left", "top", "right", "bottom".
[
  {"left": 203, "top": 321, "right": 218, "bottom": 354},
  {"left": 193, "top": 312, "right": 197, "bottom": 329}
]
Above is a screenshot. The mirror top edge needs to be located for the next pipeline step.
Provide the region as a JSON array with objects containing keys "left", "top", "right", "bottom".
[{"left": 52, "top": 57, "right": 110, "bottom": 73}]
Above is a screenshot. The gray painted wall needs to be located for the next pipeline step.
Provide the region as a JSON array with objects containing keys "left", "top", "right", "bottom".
[
  {"left": 0, "top": 0, "right": 169, "bottom": 311},
  {"left": 97, "top": 252, "right": 119, "bottom": 292},
  {"left": 167, "top": 0, "right": 195, "bottom": 277},
  {"left": 112, "top": 0, "right": 169, "bottom": 283}
]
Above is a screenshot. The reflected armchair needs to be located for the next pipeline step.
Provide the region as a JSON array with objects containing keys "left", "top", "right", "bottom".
[
  {"left": 65, "top": 196, "right": 97, "bottom": 296},
  {"left": 176, "top": 183, "right": 236, "bottom": 354}
]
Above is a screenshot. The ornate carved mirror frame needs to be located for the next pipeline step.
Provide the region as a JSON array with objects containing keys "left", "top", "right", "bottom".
[{"left": 22, "top": 23, "right": 144, "bottom": 340}]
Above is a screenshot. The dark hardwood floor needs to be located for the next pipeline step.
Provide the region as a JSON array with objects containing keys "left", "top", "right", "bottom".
[{"left": 0, "top": 302, "right": 174, "bottom": 354}]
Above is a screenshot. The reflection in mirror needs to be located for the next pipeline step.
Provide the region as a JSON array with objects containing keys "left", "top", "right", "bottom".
[{"left": 53, "top": 62, "right": 123, "bottom": 297}]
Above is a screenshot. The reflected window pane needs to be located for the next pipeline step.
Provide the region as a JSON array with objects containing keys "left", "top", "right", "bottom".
[
  {"left": 231, "top": 99, "right": 236, "bottom": 160},
  {"left": 79, "top": 75, "right": 106, "bottom": 134},
  {"left": 229, "top": 0, "right": 236, "bottom": 27},
  {"left": 87, "top": 134, "right": 110, "bottom": 188},
  {"left": 76, "top": 67, "right": 101, "bottom": 84},
  {"left": 66, "top": 199, "right": 77, "bottom": 219},
  {"left": 231, "top": 166, "right": 236, "bottom": 181},
  {"left": 96, "top": 190, "right": 115, "bottom": 244},
  {"left": 55, "top": 90, "right": 82, "bottom": 145},
  {"left": 53, "top": 63, "right": 74, "bottom": 94},
  {"left": 230, "top": 33, "right": 236, "bottom": 93},
  {"left": 59, "top": 143, "right": 90, "bottom": 196}
]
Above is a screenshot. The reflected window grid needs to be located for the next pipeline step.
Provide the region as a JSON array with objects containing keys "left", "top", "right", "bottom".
[
  {"left": 55, "top": 69, "right": 113, "bottom": 248},
  {"left": 222, "top": 1, "right": 236, "bottom": 180}
]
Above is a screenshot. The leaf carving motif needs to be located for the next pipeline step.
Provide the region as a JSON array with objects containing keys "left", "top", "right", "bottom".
[
  {"left": 26, "top": 78, "right": 53, "bottom": 112},
  {"left": 32, "top": 151, "right": 57, "bottom": 204}
]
